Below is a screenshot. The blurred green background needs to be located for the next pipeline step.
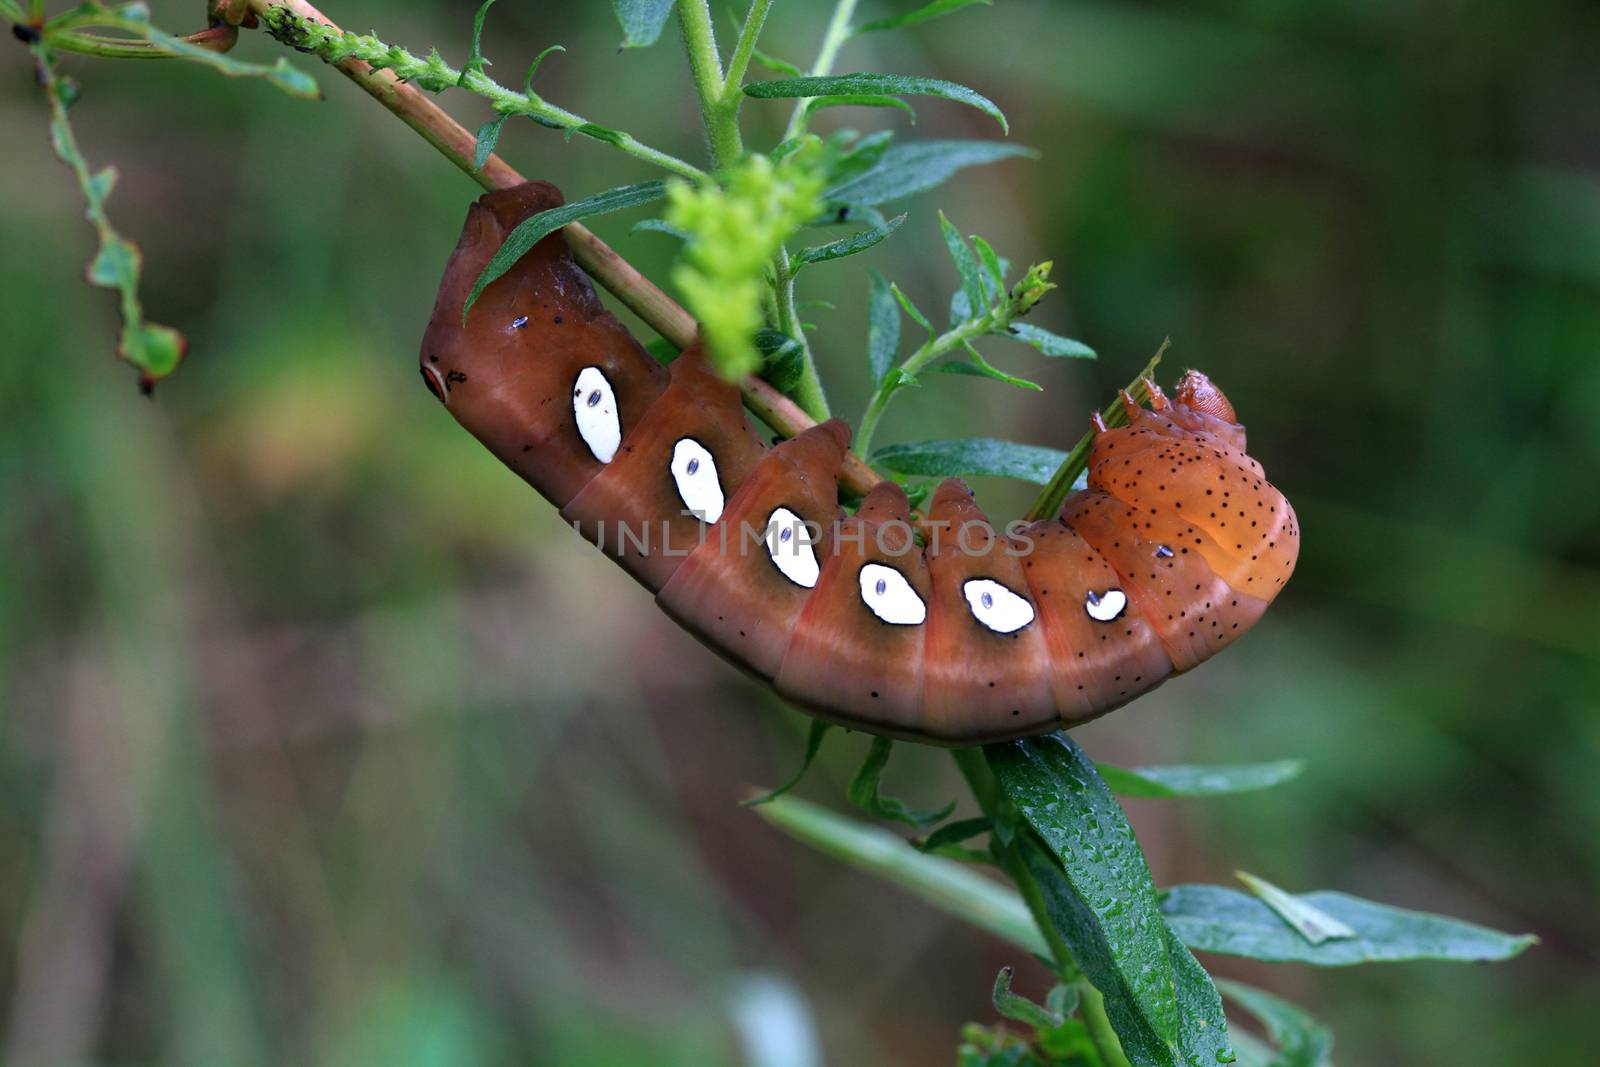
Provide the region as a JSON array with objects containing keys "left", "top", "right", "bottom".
[{"left": 3, "top": 1, "right": 1597, "bottom": 1064}]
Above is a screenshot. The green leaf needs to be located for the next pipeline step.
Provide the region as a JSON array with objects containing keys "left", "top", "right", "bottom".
[
  {"left": 460, "top": 0, "right": 498, "bottom": 84},
  {"left": 612, "top": 0, "right": 677, "bottom": 47},
  {"left": 569, "top": 121, "right": 628, "bottom": 147},
  {"left": 746, "top": 74, "right": 1008, "bottom": 132},
  {"left": 933, "top": 357, "right": 1042, "bottom": 393},
  {"left": 803, "top": 94, "right": 917, "bottom": 122},
  {"left": 827, "top": 140, "right": 1037, "bottom": 206},
  {"left": 796, "top": 213, "right": 906, "bottom": 266},
  {"left": 749, "top": 794, "right": 1047, "bottom": 955},
  {"left": 848, "top": 738, "right": 955, "bottom": 829},
  {"left": 872, "top": 438, "right": 1068, "bottom": 484},
  {"left": 940, "top": 212, "right": 988, "bottom": 317},
  {"left": 866, "top": 269, "right": 901, "bottom": 387},
  {"left": 988, "top": 736, "right": 1183, "bottom": 1053},
  {"left": 67, "top": 13, "right": 320, "bottom": 98},
  {"left": 971, "top": 234, "right": 1007, "bottom": 298},
  {"left": 1160, "top": 884, "right": 1538, "bottom": 965},
  {"left": 466, "top": 180, "right": 669, "bottom": 317},
  {"left": 992, "top": 966, "right": 1063, "bottom": 1030},
  {"left": 854, "top": 0, "right": 993, "bottom": 35},
  {"left": 523, "top": 44, "right": 566, "bottom": 92},
  {"left": 755, "top": 328, "right": 807, "bottom": 397},
  {"left": 744, "top": 721, "right": 833, "bottom": 807},
  {"left": 1235, "top": 871, "right": 1357, "bottom": 946},
  {"left": 890, "top": 282, "right": 934, "bottom": 335},
  {"left": 473, "top": 115, "right": 508, "bottom": 172},
  {"left": 914, "top": 816, "right": 991, "bottom": 854},
  {"left": 631, "top": 217, "right": 690, "bottom": 240},
  {"left": 1005, "top": 322, "right": 1097, "bottom": 359},
  {"left": 751, "top": 46, "right": 802, "bottom": 77},
  {"left": 1215, "top": 981, "right": 1333, "bottom": 1067},
  {"left": 1097, "top": 760, "right": 1306, "bottom": 799}
]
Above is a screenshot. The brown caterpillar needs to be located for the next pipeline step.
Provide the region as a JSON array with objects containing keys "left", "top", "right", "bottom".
[{"left": 419, "top": 182, "right": 1299, "bottom": 745}]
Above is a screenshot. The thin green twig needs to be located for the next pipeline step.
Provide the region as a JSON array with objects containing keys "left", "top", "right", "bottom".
[
  {"left": 782, "top": 0, "right": 860, "bottom": 140},
  {"left": 260, "top": 7, "right": 705, "bottom": 180}
]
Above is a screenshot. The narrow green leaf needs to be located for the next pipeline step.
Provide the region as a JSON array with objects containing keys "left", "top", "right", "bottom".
[
  {"left": 1236, "top": 872, "right": 1357, "bottom": 946},
  {"left": 931, "top": 361, "right": 1041, "bottom": 392},
  {"left": 803, "top": 94, "right": 917, "bottom": 122},
  {"left": 971, "top": 234, "right": 1007, "bottom": 299},
  {"left": 827, "top": 140, "right": 1036, "bottom": 207},
  {"left": 570, "top": 121, "right": 628, "bottom": 147},
  {"left": 460, "top": 0, "right": 498, "bottom": 85},
  {"left": 854, "top": 0, "right": 992, "bottom": 35},
  {"left": 744, "top": 721, "right": 833, "bottom": 807},
  {"left": 73, "top": 13, "right": 320, "bottom": 97},
  {"left": 755, "top": 328, "right": 807, "bottom": 397},
  {"left": 848, "top": 738, "right": 955, "bottom": 829},
  {"left": 913, "top": 816, "right": 991, "bottom": 854},
  {"left": 750, "top": 794, "right": 1046, "bottom": 955},
  {"left": 523, "top": 44, "right": 566, "bottom": 92},
  {"left": 1097, "top": 760, "right": 1306, "bottom": 799},
  {"left": 940, "top": 212, "right": 988, "bottom": 317},
  {"left": 466, "top": 180, "right": 669, "bottom": 317},
  {"left": 992, "top": 967, "right": 1064, "bottom": 1030},
  {"left": 796, "top": 213, "right": 906, "bottom": 266},
  {"left": 612, "top": 0, "right": 677, "bottom": 47},
  {"left": 1215, "top": 981, "right": 1333, "bottom": 1067},
  {"left": 1006, "top": 322, "right": 1097, "bottom": 359},
  {"left": 961, "top": 345, "right": 1043, "bottom": 391},
  {"left": 890, "top": 282, "right": 934, "bottom": 334},
  {"left": 1160, "top": 884, "right": 1539, "bottom": 965},
  {"left": 751, "top": 46, "right": 802, "bottom": 77},
  {"left": 473, "top": 114, "right": 508, "bottom": 172},
  {"left": 823, "top": 129, "right": 896, "bottom": 189},
  {"left": 989, "top": 736, "right": 1182, "bottom": 1051},
  {"left": 872, "top": 438, "right": 1068, "bottom": 484},
  {"left": 746, "top": 74, "right": 1008, "bottom": 132},
  {"left": 631, "top": 217, "right": 690, "bottom": 241},
  {"left": 867, "top": 268, "right": 901, "bottom": 387}
]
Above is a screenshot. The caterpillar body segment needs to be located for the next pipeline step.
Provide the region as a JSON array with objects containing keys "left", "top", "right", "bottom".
[{"left": 421, "top": 183, "right": 1300, "bottom": 745}]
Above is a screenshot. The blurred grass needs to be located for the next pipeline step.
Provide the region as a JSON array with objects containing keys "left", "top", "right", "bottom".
[{"left": 2, "top": 1, "right": 1598, "bottom": 1065}]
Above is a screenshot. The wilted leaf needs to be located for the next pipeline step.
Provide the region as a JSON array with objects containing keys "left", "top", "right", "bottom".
[{"left": 1236, "top": 872, "right": 1357, "bottom": 946}]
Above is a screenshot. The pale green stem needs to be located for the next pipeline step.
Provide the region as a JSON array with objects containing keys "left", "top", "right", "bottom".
[
  {"left": 854, "top": 310, "right": 1000, "bottom": 458},
  {"left": 261, "top": 9, "right": 705, "bottom": 180},
  {"left": 678, "top": 0, "right": 743, "bottom": 168},
  {"left": 723, "top": 0, "right": 776, "bottom": 97},
  {"left": 782, "top": 0, "right": 860, "bottom": 140}
]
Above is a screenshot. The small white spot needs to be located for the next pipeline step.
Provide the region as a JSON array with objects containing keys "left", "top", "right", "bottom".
[
  {"left": 671, "top": 438, "right": 723, "bottom": 523},
  {"left": 963, "top": 578, "right": 1034, "bottom": 634},
  {"left": 573, "top": 366, "right": 621, "bottom": 463},
  {"left": 1084, "top": 588, "right": 1127, "bottom": 623},
  {"left": 766, "top": 507, "right": 819, "bottom": 588},
  {"left": 859, "top": 563, "right": 926, "bottom": 626}
]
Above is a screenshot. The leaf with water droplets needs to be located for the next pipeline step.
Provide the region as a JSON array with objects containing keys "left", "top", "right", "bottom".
[{"left": 990, "top": 734, "right": 1235, "bottom": 1066}]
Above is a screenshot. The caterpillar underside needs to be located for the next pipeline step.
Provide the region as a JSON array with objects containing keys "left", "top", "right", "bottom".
[{"left": 419, "top": 182, "right": 1300, "bottom": 746}]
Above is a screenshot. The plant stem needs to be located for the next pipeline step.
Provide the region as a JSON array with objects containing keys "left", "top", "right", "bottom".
[
  {"left": 263, "top": 6, "right": 705, "bottom": 180},
  {"left": 678, "top": 0, "right": 742, "bottom": 168},
  {"left": 782, "top": 0, "right": 860, "bottom": 140},
  {"left": 771, "top": 249, "right": 831, "bottom": 420},
  {"left": 854, "top": 310, "right": 1001, "bottom": 458},
  {"left": 240, "top": 0, "right": 880, "bottom": 494},
  {"left": 1023, "top": 340, "right": 1168, "bottom": 521},
  {"left": 723, "top": 0, "right": 775, "bottom": 98}
]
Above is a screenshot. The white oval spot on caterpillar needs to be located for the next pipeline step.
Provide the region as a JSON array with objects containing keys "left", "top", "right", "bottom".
[
  {"left": 765, "top": 506, "right": 819, "bottom": 588},
  {"left": 1084, "top": 588, "right": 1128, "bottom": 623},
  {"left": 671, "top": 438, "right": 723, "bottom": 523},
  {"left": 859, "top": 563, "right": 926, "bottom": 626},
  {"left": 963, "top": 578, "right": 1034, "bottom": 634},
  {"left": 573, "top": 366, "right": 621, "bottom": 463}
]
